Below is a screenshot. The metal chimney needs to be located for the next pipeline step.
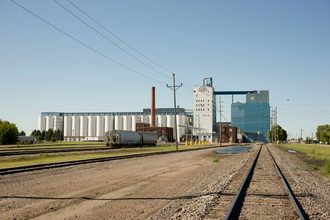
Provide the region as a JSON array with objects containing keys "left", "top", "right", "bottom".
[{"left": 151, "top": 86, "right": 156, "bottom": 127}]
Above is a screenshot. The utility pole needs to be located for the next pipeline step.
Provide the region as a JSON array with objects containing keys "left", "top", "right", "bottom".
[
  {"left": 167, "top": 73, "right": 182, "bottom": 151},
  {"left": 274, "top": 107, "right": 278, "bottom": 146},
  {"left": 219, "top": 97, "right": 223, "bottom": 147}
]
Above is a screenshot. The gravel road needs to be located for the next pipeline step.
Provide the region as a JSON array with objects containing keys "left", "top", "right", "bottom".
[{"left": 0, "top": 147, "right": 254, "bottom": 220}]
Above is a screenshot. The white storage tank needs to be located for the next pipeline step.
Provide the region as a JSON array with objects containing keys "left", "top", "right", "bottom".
[
  {"left": 177, "top": 114, "right": 186, "bottom": 140},
  {"left": 45, "top": 116, "right": 54, "bottom": 131},
  {"left": 166, "top": 115, "right": 174, "bottom": 128},
  {"left": 157, "top": 115, "right": 167, "bottom": 127},
  {"left": 72, "top": 116, "right": 80, "bottom": 141},
  {"left": 123, "top": 115, "right": 128, "bottom": 130},
  {"left": 88, "top": 115, "right": 96, "bottom": 137},
  {"left": 96, "top": 116, "right": 105, "bottom": 137},
  {"left": 127, "top": 115, "right": 132, "bottom": 131},
  {"left": 104, "top": 115, "right": 114, "bottom": 132},
  {"left": 142, "top": 115, "right": 150, "bottom": 124},
  {"left": 53, "top": 116, "right": 64, "bottom": 131},
  {"left": 38, "top": 116, "right": 46, "bottom": 131},
  {"left": 64, "top": 115, "right": 72, "bottom": 141},
  {"left": 131, "top": 115, "right": 137, "bottom": 131},
  {"left": 114, "top": 115, "right": 123, "bottom": 130},
  {"left": 166, "top": 114, "right": 175, "bottom": 138},
  {"left": 80, "top": 116, "right": 88, "bottom": 139}
]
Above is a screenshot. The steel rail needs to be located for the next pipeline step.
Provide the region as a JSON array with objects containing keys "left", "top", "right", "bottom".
[
  {"left": 0, "top": 145, "right": 219, "bottom": 176},
  {"left": 267, "top": 145, "right": 308, "bottom": 219},
  {"left": 224, "top": 144, "right": 308, "bottom": 219},
  {"left": 224, "top": 144, "right": 262, "bottom": 220}
]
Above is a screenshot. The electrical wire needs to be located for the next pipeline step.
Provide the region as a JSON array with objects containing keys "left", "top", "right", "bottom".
[
  {"left": 11, "top": 0, "right": 167, "bottom": 85},
  {"left": 65, "top": 0, "right": 173, "bottom": 78}
]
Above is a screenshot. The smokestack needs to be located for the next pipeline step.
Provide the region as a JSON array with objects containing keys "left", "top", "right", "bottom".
[{"left": 151, "top": 86, "right": 156, "bottom": 127}]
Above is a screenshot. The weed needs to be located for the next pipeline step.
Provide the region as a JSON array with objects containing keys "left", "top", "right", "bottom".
[
  {"left": 311, "top": 148, "right": 316, "bottom": 154},
  {"left": 213, "top": 157, "right": 220, "bottom": 163},
  {"left": 324, "top": 160, "right": 330, "bottom": 174},
  {"left": 310, "top": 164, "right": 319, "bottom": 171}
]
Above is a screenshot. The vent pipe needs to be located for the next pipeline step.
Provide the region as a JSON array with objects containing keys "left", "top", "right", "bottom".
[{"left": 151, "top": 87, "right": 156, "bottom": 127}]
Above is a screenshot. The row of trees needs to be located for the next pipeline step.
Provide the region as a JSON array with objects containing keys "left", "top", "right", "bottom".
[
  {"left": 316, "top": 125, "right": 330, "bottom": 144},
  {"left": 31, "top": 129, "right": 63, "bottom": 142}
]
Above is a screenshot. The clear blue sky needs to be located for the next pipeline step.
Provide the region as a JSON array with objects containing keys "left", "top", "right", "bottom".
[{"left": 1, "top": 0, "right": 329, "bottom": 139}]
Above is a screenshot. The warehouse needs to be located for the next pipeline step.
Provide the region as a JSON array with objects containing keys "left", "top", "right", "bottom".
[{"left": 38, "top": 108, "right": 191, "bottom": 142}]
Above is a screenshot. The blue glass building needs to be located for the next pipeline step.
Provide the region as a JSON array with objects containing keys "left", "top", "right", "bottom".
[{"left": 231, "top": 91, "right": 270, "bottom": 141}]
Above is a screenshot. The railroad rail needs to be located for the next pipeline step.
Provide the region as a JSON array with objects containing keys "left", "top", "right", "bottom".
[
  {"left": 0, "top": 145, "right": 219, "bottom": 176},
  {"left": 206, "top": 144, "right": 308, "bottom": 219},
  {"left": 0, "top": 147, "right": 110, "bottom": 156}
]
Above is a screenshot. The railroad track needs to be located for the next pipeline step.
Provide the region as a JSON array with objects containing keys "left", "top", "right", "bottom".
[
  {"left": 0, "top": 145, "right": 218, "bottom": 176},
  {"left": 0, "top": 147, "right": 110, "bottom": 156},
  {"left": 205, "top": 144, "right": 308, "bottom": 219}
]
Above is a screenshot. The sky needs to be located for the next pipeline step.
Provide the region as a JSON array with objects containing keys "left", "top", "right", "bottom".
[{"left": 1, "top": 0, "right": 329, "bottom": 139}]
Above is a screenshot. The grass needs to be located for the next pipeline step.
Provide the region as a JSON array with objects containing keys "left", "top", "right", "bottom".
[
  {"left": 279, "top": 143, "right": 330, "bottom": 179},
  {"left": 0, "top": 141, "right": 103, "bottom": 149},
  {"left": 212, "top": 157, "right": 220, "bottom": 163},
  {"left": 0, "top": 143, "right": 216, "bottom": 169}
]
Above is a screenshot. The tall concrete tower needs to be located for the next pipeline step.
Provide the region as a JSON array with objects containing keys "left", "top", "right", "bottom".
[{"left": 193, "top": 78, "right": 216, "bottom": 143}]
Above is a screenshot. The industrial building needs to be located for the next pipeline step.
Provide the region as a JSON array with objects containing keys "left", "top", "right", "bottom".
[
  {"left": 38, "top": 108, "right": 191, "bottom": 142},
  {"left": 231, "top": 90, "right": 270, "bottom": 142},
  {"left": 192, "top": 77, "right": 270, "bottom": 143},
  {"left": 192, "top": 78, "right": 217, "bottom": 142}
]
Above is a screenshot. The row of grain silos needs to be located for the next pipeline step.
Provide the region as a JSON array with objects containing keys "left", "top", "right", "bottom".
[
  {"left": 38, "top": 113, "right": 188, "bottom": 142},
  {"left": 38, "top": 115, "right": 63, "bottom": 131}
]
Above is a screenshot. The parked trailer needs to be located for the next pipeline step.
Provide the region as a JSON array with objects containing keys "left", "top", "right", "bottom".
[{"left": 104, "top": 130, "right": 157, "bottom": 148}]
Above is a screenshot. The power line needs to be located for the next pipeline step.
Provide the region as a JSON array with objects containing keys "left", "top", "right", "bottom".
[
  {"left": 65, "top": 0, "right": 174, "bottom": 77},
  {"left": 54, "top": 0, "right": 171, "bottom": 80},
  {"left": 11, "top": 0, "right": 166, "bottom": 85}
]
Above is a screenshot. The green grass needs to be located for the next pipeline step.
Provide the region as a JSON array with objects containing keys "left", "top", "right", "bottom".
[
  {"left": 279, "top": 143, "right": 330, "bottom": 179},
  {"left": 0, "top": 143, "right": 215, "bottom": 169}
]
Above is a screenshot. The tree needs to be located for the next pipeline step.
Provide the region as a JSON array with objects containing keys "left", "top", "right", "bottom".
[
  {"left": 31, "top": 130, "right": 42, "bottom": 142},
  {"left": 0, "top": 120, "right": 19, "bottom": 145},
  {"left": 269, "top": 125, "right": 287, "bottom": 142},
  {"left": 51, "top": 129, "right": 63, "bottom": 142},
  {"left": 41, "top": 130, "right": 46, "bottom": 141},
  {"left": 19, "top": 130, "right": 26, "bottom": 136},
  {"left": 45, "top": 129, "right": 54, "bottom": 141},
  {"left": 316, "top": 125, "right": 330, "bottom": 144}
]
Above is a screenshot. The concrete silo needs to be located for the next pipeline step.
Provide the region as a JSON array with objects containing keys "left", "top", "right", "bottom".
[
  {"left": 104, "top": 115, "right": 114, "bottom": 132},
  {"left": 157, "top": 115, "right": 167, "bottom": 127},
  {"left": 79, "top": 115, "right": 88, "bottom": 139},
  {"left": 88, "top": 115, "right": 96, "bottom": 137},
  {"left": 63, "top": 115, "right": 72, "bottom": 141},
  {"left": 96, "top": 116, "right": 105, "bottom": 138},
  {"left": 177, "top": 114, "right": 186, "bottom": 141},
  {"left": 124, "top": 115, "right": 132, "bottom": 131},
  {"left": 131, "top": 115, "right": 137, "bottom": 131},
  {"left": 53, "top": 116, "right": 64, "bottom": 131},
  {"left": 71, "top": 116, "right": 80, "bottom": 141},
  {"left": 114, "top": 115, "right": 123, "bottom": 130},
  {"left": 45, "top": 116, "right": 54, "bottom": 131},
  {"left": 38, "top": 116, "right": 46, "bottom": 131},
  {"left": 166, "top": 114, "right": 175, "bottom": 139}
]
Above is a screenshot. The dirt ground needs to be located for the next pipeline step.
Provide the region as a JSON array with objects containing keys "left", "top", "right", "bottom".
[{"left": 0, "top": 147, "right": 254, "bottom": 220}]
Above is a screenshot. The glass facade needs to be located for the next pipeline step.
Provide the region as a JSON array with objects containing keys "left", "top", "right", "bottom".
[{"left": 231, "top": 91, "right": 270, "bottom": 140}]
